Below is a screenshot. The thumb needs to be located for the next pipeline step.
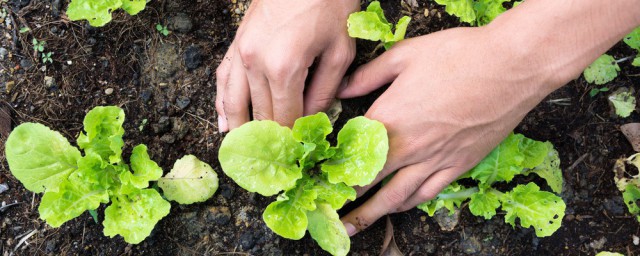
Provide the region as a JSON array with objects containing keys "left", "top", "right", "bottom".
[{"left": 337, "top": 49, "right": 404, "bottom": 98}]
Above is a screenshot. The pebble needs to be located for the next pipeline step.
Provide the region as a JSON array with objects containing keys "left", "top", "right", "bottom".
[
  {"left": 0, "top": 47, "right": 7, "bottom": 61},
  {"left": 633, "top": 235, "right": 639, "bottom": 245},
  {"left": 176, "top": 96, "right": 191, "bottom": 109},
  {"left": 588, "top": 237, "right": 607, "bottom": 250},
  {"left": 140, "top": 88, "right": 153, "bottom": 103},
  {"left": 239, "top": 231, "right": 256, "bottom": 250},
  {"left": 171, "top": 117, "right": 189, "bottom": 139},
  {"left": 87, "top": 37, "right": 96, "bottom": 45},
  {"left": 170, "top": 13, "right": 193, "bottom": 33},
  {"left": 160, "top": 134, "right": 176, "bottom": 144},
  {"left": 44, "top": 76, "right": 56, "bottom": 89},
  {"left": 152, "top": 116, "right": 171, "bottom": 134},
  {"left": 104, "top": 88, "right": 114, "bottom": 95},
  {"left": 184, "top": 45, "right": 202, "bottom": 70},
  {"left": 0, "top": 183, "right": 8, "bottom": 194},
  {"left": 206, "top": 206, "right": 231, "bottom": 225},
  {"left": 219, "top": 184, "right": 235, "bottom": 200},
  {"left": 434, "top": 208, "right": 460, "bottom": 231},
  {"left": 20, "top": 58, "right": 33, "bottom": 69},
  {"left": 45, "top": 239, "right": 57, "bottom": 253},
  {"left": 460, "top": 236, "right": 482, "bottom": 254}
]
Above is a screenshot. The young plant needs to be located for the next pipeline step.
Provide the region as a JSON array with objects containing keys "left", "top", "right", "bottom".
[
  {"left": 608, "top": 87, "right": 636, "bottom": 118},
  {"left": 417, "top": 133, "right": 566, "bottom": 237},
  {"left": 32, "top": 38, "right": 45, "bottom": 52},
  {"left": 5, "top": 106, "right": 218, "bottom": 244},
  {"left": 219, "top": 113, "right": 388, "bottom": 256},
  {"left": 614, "top": 153, "right": 640, "bottom": 223},
  {"left": 624, "top": 27, "right": 640, "bottom": 67},
  {"left": 347, "top": 1, "right": 411, "bottom": 50},
  {"left": 434, "top": 0, "right": 519, "bottom": 26},
  {"left": 67, "top": 0, "right": 147, "bottom": 27},
  {"left": 42, "top": 52, "right": 53, "bottom": 64},
  {"left": 589, "top": 87, "right": 609, "bottom": 97},
  {"left": 156, "top": 24, "right": 170, "bottom": 36},
  {"left": 583, "top": 54, "right": 621, "bottom": 85}
]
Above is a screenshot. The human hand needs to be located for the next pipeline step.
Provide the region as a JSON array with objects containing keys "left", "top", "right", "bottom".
[
  {"left": 215, "top": 0, "right": 359, "bottom": 132},
  {"left": 337, "top": 26, "right": 561, "bottom": 236}
]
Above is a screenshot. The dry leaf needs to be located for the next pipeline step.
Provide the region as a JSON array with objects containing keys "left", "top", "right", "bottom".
[
  {"left": 621, "top": 123, "right": 640, "bottom": 152},
  {"left": 380, "top": 216, "right": 404, "bottom": 256}
]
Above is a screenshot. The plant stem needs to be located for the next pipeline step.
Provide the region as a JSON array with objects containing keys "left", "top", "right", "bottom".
[{"left": 436, "top": 187, "right": 479, "bottom": 201}]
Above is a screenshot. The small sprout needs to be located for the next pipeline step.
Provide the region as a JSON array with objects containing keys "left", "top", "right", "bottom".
[
  {"left": 589, "top": 87, "right": 609, "bottom": 97},
  {"left": 19, "top": 27, "right": 31, "bottom": 33},
  {"left": 156, "top": 24, "right": 170, "bottom": 36},
  {"left": 32, "top": 39, "right": 46, "bottom": 52},
  {"left": 138, "top": 119, "right": 148, "bottom": 132},
  {"left": 584, "top": 54, "right": 620, "bottom": 85},
  {"left": 41, "top": 52, "right": 53, "bottom": 64}
]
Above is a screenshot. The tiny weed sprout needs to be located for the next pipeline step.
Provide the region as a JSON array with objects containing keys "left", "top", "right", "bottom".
[
  {"left": 42, "top": 52, "right": 53, "bottom": 64},
  {"left": 32, "top": 39, "right": 45, "bottom": 52},
  {"left": 219, "top": 113, "right": 388, "bottom": 256},
  {"left": 435, "top": 0, "right": 519, "bottom": 26},
  {"left": 589, "top": 87, "right": 609, "bottom": 97},
  {"left": 347, "top": 1, "right": 411, "bottom": 50},
  {"left": 156, "top": 24, "right": 170, "bottom": 36},
  {"left": 67, "top": 0, "right": 147, "bottom": 27},
  {"left": 5, "top": 106, "right": 218, "bottom": 244},
  {"left": 417, "top": 133, "right": 566, "bottom": 237}
]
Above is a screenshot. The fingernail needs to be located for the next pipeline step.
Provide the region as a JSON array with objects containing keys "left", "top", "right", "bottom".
[
  {"left": 218, "top": 115, "right": 228, "bottom": 133},
  {"left": 343, "top": 222, "right": 357, "bottom": 237}
]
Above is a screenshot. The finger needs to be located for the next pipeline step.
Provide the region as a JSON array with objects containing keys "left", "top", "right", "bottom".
[
  {"left": 268, "top": 68, "right": 306, "bottom": 127},
  {"left": 397, "top": 167, "right": 464, "bottom": 212},
  {"left": 303, "top": 44, "right": 354, "bottom": 115},
  {"left": 247, "top": 72, "right": 273, "bottom": 120},
  {"left": 337, "top": 48, "right": 405, "bottom": 99},
  {"left": 223, "top": 51, "right": 251, "bottom": 130},
  {"left": 341, "top": 162, "right": 430, "bottom": 236},
  {"left": 215, "top": 44, "right": 235, "bottom": 132}
]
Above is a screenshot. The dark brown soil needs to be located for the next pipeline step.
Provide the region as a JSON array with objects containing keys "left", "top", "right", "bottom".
[{"left": 0, "top": 0, "right": 639, "bottom": 255}]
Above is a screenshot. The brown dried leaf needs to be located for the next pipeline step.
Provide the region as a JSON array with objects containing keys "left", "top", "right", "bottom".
[
  {"left": 380, "top": 216, "right": 404, "bottom": 256},
  {"left": 621, "top": 123, "right": 640, "bottom": 152}
]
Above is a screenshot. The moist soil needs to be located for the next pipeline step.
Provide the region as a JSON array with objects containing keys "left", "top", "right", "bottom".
[{"left": 0, "top": 0, "right": 639, "bottom": 255}]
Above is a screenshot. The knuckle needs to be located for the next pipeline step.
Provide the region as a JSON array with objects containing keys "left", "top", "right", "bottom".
[
  {"left": 237, "top": 43, "right": 257, "bottom": 69},
  {"left": 381, "top": 188, "right": 407, "bottom": 206},
  {"left": 416, "top": 186, "right": 440, "bottom": 202},
  {"left": 266, "top": 61, "right": 293, "bottom": 81}
]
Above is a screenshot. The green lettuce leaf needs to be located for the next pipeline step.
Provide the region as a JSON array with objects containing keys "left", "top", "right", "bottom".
[
  {"left": 103, "top": 189, "right": 171, "bottom": 244},
  {"left": 263, "top": 178, "right": 318, "bottom": 240},
  {"left": 501, "top": 183, "right": 565, "bottom": 237},
  {"left": 474, "top": 0, "right": 509, "bottom": 26},
  {"left": 77, "top": 106, "right": 125, "bottom": 164},
  {"left": 312, "top": 174, "right": 356, "bottom": 209},
  {"left": 121, "top": 0, "right": 146, "bottom": 15},
  {"left": 624, "top": 27, "right": 640, "bottom": 50},
  {"left": 5, "top": 123, "right": 81, "bottom": 193},
  {"left": 468, "top": 190, "right": 501, "bottom": 219},
  {"left": 518, "top": 136, "right": 548, "bottom": 169},
  {"left": 307, "top": 203, "right": 350, "bottom": 256},
  {"left": 470, "top": 133, "right": 524, "bottom": 186},
  {"left": 347, "top": 11, "right": 392, "bottom": 42},
  {"left": 622, "top": 184, "right": 640, "bottom": 222},
  {"left": 584, "top": 54, "right": 620, "bottom": 85},
  {"left": 67, "top": 0, "right": 123, "bottom": 27},
  {"left": 293, "top": 113, "right": 333, "bottom": 168},
  {"left": 608, "top": 88, "right": 636, "bottom": 118},
  {"left": 384, "top": 16, "right": 412, "bottom": 49},
  {"left": 158, "top": 155, "right": 219, "bottom": 204},
  {"left": 219, "top": 120, "right": 304, "bottom": 196},
  {"left": 523, "top": 142, "right": 563, "bottom": 193},
  {"left": 435, "top": 0, "right": 476, "bottom": 24},
  {"left": 119, "top": 144, "right": 162, "bottom": 189},
  {"left": 321, "top": 117, "right": 388, "bottom": 186},
  {"left": 417, "top": 183, "right": 470, "bottom": 216}
]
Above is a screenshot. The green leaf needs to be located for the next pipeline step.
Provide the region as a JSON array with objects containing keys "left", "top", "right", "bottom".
[
  {"left": 435, "top": 0, "right": 476, "bottom": 24},
  {"left": 468, "top": 190, "right": 501, "bottom": 219},
  {"left": 470, "top": 133, "right": 524, "bottom": 186},
  {"left": 67, "top": 0, "right": 123, "bottom": 27},
  {"left": 417, "top": 183, "right": 470, "bottom": 216},
  {"left": 219, "top": 120, "right": 304, "bottom": 196},
  {"left": 633, "top": 57, "right": 640, "bottom": 67},
  {"left": 624, "top": 27, "right": 640, "bottom": 50},
  {"left": 103, "top": 189, "right": 171, "bottom": 244},
  {"left": 263, "top": 178, "right": 317, "bottom": 240},
  {"left": 77, "top": 106, "right": 125, "bottom": 164},
  {"left": 608, "top": 88, "right": 636, "bottom": 118},
  {"left": 312, "top": 174, "right": 356, "bottom": 209},
  {"left": 347, "top": 11, "right": 393, "bottom": 42},
  {"left": 6, "top": 123, "right": 81, "bottom": 193},
  {"left": 583, "top": 54, "right": 620, "bottom": 85},
  {"left": 121, "top": 0, "right": 146, "bottom": 15},
  {"left": 501, "top": 183, "right": 565, "bottom": 237},
  {"left": 292, "top": 113, "right": 333, "bottom": 167},
  {"left": 307, "top": 203, "right": 350, "bottom": 256},
  {"left": 524, "top": 142, "right": 563, "bottom": 193},
  {"left": 383, "top": 16, "right": 412, "bottom": 50},
  {"left": 366, "top": 1, "right": 390, "bottom": 26},
  {"left": 518, "top": 136, "right": 548, "bottom": 169},
  {"left": 622, "top": 184, "right": 640, "bottom": 222},
  {"left": 474, "top": 0, "right": 509, "bottom": 26},
  {"left": 119, "top": 144, "right": 162, "bottom": 189},
  {"left": 158, "top": 155, "right": 219, "bottom": 204},
  {"left": 321, "top": 117, "right": 388, "bottom": 186},
  {"left": 39, "top": 170, "right": 110, "bottom": 227},
  {"left": 595, "top": 252, "right": 625, "bottom": 256}
]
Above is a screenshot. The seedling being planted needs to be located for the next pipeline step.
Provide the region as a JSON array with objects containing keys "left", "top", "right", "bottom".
[
  {"left": 67, "top": 0, "right": 147, "bottom": 27},
  {"left": 347, "top": 1, "right": 411, "bottom": 50},
  {"left": 417, "top": 133, "right": 566, "bottom": 237},
  {"left": 5, "top": 106, "right": 218, "bottom": 244},
  {"left": 219, "top": 113, "right": 388, "bottom": 256}
]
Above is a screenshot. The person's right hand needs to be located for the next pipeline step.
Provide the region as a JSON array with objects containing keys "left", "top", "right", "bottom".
[{"left": 215, "top": 0, "right": 360, "bottom": 132}]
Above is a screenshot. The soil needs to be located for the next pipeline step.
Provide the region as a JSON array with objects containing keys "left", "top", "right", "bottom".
[{"left": 0, "top": 0, "right": 639, "bottom": 255}]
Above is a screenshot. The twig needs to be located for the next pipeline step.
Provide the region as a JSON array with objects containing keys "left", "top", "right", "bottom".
[
  {"left": 547, "top": 98, "right": 571, "bottom": 106},
  {"left": 13, "top": 229, "right": 37, "bottom": 252},
  {"left": 566, "top": 153, "right": 589, "bottom": 173}
]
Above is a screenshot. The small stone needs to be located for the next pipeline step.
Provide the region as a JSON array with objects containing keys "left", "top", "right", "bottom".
[
  {"left": 171, "top": 117, "right": 189, "bottom": 140},
  {"left": 424, "top": 8, "right": 429, "bottom": 17},
  {"left": 140, "top": 89, "right": 153, "bottom": 103},
  {"left": 160, "top": 134, "right": 176, "bottom": 144},
  {"left": 460, "top": 236, "right": 482, "bottom": 254},
  {"left": 87, "top": 37, "right": 97, "bottom": 45},
  {"left": 184, "top": 45, "right": 202, "bottom": 70},
  {"left": 588, "top": 237, "right": 607, "bottom": 250},
  {"left": 219, "top": 184, "right": 235, "bottom": 200},
  {"left": 170, "top": 13, "right": 193, "bottom": 33},
  {"left": 104, "top": 88, "right": 114, "bottom": 95},
  {"left": 0, "top": 183, "right": 8, "bottom": 194},
  {"left": 206, "top": 207, "right": 231, "bottom": 225},
  {"left": 176, "top": 96, "right": 191, "bottom": 109},
  {"left": 20, "top": 59, "right": 33, "bottom": 69},
  {"left": 235, "top": 8, "right": 242, "bottom": 14},
  {"left": 239, "top": 232, "right": 255, "bottom": 250},
  {"left": 45, "top": 239, "right": 57, "bottom": 253},
  {"left": 5, "top": 81, "right": 14, "bottom": 93},
  {"left": 434, "top": 208, "right": 460, "bottom": 231},
  {"left": 50, "top": 26, "right": 58, "bottom": 34},
  {"left": 633, "top": 235, "right": 639, "bottom": 245},
  {"left": 44, "top": 76, "right": 56, "bottom": 89},
  {"left": 66, "top": 60, "right": 72, "bottom": 65},
  {"left": 152, "top": 116, "right": 171, "bottom": 134},
  {"left": 0, "top": 48, "right": 7, "bottom": 61}
]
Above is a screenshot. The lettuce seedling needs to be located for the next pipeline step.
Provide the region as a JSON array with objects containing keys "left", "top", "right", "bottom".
[
  {"left": 67, "top": 0, "right": 147, "bottom": 27},
  {"left": 5, "top": 106, "right": 218, "bottom": 244},
  {"left": 219, "top": 113, "right": 388, "bottom": 256},
  {"left": 417, "top": 133, "right": 566, "bottom": 237},
  {"left": 347, "top": 1, "right": 411, "bottom": 50},
  {"left": 434, "top": 0, "right": 516, "bottom": 26},
  {"left": 624, "top": 27, "right": 640, "bottom": 67},
  {"left": 583, "top": 54, "right": 621, "bottom": 85}
]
